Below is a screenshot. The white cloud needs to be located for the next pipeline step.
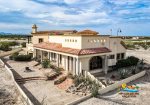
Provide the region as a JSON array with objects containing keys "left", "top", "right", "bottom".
[
  {"left": 0, "top": 22, "right": 30, "bottom": 30},
  {"left": 0, "top": 0, "right": 111, "bottom": 26},
  {"left": 109, "top": 0, "right": 139, "bottom": 5},
  {"left": 64, "top": 0, "right": 80, "bottom": 4}
]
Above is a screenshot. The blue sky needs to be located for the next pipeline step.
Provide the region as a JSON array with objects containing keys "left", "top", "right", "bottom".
[{"left": 0, "top": 0, "right": 150, "bottom": 36}]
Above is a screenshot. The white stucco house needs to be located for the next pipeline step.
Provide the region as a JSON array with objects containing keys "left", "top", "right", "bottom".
[{"left": 27, "top": 24, "right": 126, "bottom": 76}]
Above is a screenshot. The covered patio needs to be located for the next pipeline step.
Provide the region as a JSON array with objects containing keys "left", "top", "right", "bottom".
[{"left": 33, "top": 42, "right": 111, "bottom": 75}]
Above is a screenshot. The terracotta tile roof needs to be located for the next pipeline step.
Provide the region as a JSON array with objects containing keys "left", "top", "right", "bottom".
[
  {"left": 32, "top": 30, "right": 77, "bottom": 35},
  {"left": 77, "top": 30, "right": 99, "bottom": 35},
  {"left": 34, "top": 42, "right": 111, "bottom": 56}
]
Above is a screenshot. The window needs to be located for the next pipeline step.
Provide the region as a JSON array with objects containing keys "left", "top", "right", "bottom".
[
  {"left": 90, "top": 56, "right": 103, "bottom": 70},
  {"left": 109, "top": 55, "right": 115, "bottom": 59},
  {"left": 39, "top": 38, "right": 43, "bottom": 43},
  {"left": 117, "top": 53, "right": 120, "bottom": 60},
  {"left": 121, "top": 53, "right": 125, "bottom": 59}
]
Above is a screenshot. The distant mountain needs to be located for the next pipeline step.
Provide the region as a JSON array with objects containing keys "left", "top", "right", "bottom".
[
  {"left": 0, "top": 32, "right": 13, "bottom": 35},
  {"left": 0, "top": 32, "right": 29, "bottom": 36}
]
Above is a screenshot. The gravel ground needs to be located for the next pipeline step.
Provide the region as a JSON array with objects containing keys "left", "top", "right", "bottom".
[
  {"left": 0, "top": 63, "right": 24, "bottom": 105},
  {"left": 79, "top": 50, "right": 150, "bottom": 105},
  {"left": 78, "top": 97, "right": 122, "bottom": 105},
  {"left": 3, "top": 56, "right": 81, "bottom": 105}
]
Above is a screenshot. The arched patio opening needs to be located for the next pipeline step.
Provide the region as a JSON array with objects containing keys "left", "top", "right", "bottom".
[{"left": 89, "top": 56, "right": 103, "bottom": 70}]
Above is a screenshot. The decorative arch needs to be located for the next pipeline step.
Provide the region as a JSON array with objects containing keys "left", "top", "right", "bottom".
[{"left": 89, "top": 56, "right": 103, "bottom": 70}]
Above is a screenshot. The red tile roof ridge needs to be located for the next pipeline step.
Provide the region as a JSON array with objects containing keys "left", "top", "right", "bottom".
[{"left": 34, "top": 42, "right": 111, "bottom": 55}]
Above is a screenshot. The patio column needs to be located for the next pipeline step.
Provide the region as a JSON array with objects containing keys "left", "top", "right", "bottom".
[
  {"left": 73, "top": 57, "right": 76, "bottom": 75},
  {"left": 33, "top": 49, "right": 37, "bottom": 58},
  {"left": 49, "top": 52, "right": 51, "bottom": 61},
  {"left": 65, "top": 56, "right": 68, "bottom": 71},
  {"left": 48, "top": 52, "right": 50, "bottom": 60},
  {"left": 41, "top": 50, "right": 43, "bottom": 62},
  {"left": 104, "top": 55, "right": 108, "bottom": 74},
  {"left": 76, "top": 58, "right": 80, "bottom": 75},
  {"left": 56, "top": 54, "right": 59, "bottom": 67}
]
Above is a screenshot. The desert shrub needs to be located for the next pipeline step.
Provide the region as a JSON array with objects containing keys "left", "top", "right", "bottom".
[
  {"left": 0, "top": 43, "right": 11, "bottom": 51},
  {"left": 21, "top": 42, "right": 26, "bottom": 47},
  {"left": 118, "top": 68, "right": 129, "bottom": 79},
  {"left": 73, "top": 75, "right": 86, "bottom": 86},
  {"left": 55, "top": 67, "right": 62, "bottom": 75},
  {"left": 46, "top": 72, "right": 59, "bottom": 80},
  {"left": 9, "top": 52, "right": 19, "bottom": 60},
  {"left": 130, "top": 66, "right": 137, "bottom": 74},
  {"left": 50, "top": 65, "right": 55, "bottom": 69},
  {"left": 41, "top": 59, "right": 50, "bottom": 68},
  {"left": 138, "top": 59, "right": 145, "bottom": 70},
  {"left": 14, "top": 54, "right": 32, "bottom": 61},
  {"left": 85, "top": 76, "right": 93, "bottom": 85},
  {"left": 127, "top": 56, "right": 139, "bottom": 66},
  {"left": 67, "top": 72, "right": 73, "bottom": 79},
  {"left": 91, "top": 81, "right": 99, "bottom": 97},
  {"left": 9, "top": 41, "right": 19, "bottom": 46},
  {"left": 116, "top": 56, "right": 139, "bottom": 69},
  {"left": 9, "top": 55, "right": 13, "bottom": 60},
  {"left": 54, "top": 76, "right": 67, "bottom": 85}
]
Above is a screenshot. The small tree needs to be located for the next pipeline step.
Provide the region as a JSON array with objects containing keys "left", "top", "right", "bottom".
[{"left": 41, "top": 59, "right": 50, "bottom": 68}]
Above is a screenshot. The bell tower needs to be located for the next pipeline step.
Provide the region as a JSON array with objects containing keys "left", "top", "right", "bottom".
[{"left": 32, "top": 24, "right": 38, "bottom": 33}]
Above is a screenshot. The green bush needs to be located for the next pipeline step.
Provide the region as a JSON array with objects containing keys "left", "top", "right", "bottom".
[
  {"left": 116, "top": 56, "right": 139, "bottom": 69},
  {"left": 9, "top": 52, "right": 19, "bottom": 60},
  {"left": 9, "top": 41, "right": 19, "bottom": 46},
  {"left": 14, "top": 54, "right": 32, "bottom": 61},
  {"left": 0, "top": 41, "right": 19, "bottom": 51},
  {"left": 41, "top": 59, "right": 50, "bottom": 68},
  {"left": 54, "top": 76, "right": 67, "bottom": 85},
  {"left": 21, "top": 42, "right": 26, "bottom": 47},
  {"left": 0, "top": 43, "right": 11, "bottom": 51}
]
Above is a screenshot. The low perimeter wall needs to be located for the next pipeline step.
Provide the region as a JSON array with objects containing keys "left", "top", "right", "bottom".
[
  {"left": 67, "top": 70, "right": 146, "bottom": 105},
  {"left": 98, "top": 70, "right": 146, "bottom": 94},
  {"left": 0, "top": 59, "right": 34, "bottom": 105}
]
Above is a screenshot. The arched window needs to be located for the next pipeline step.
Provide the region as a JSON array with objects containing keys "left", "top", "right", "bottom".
[{"left": 89, "top": 56, "right": 103, "bottom": 70}]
